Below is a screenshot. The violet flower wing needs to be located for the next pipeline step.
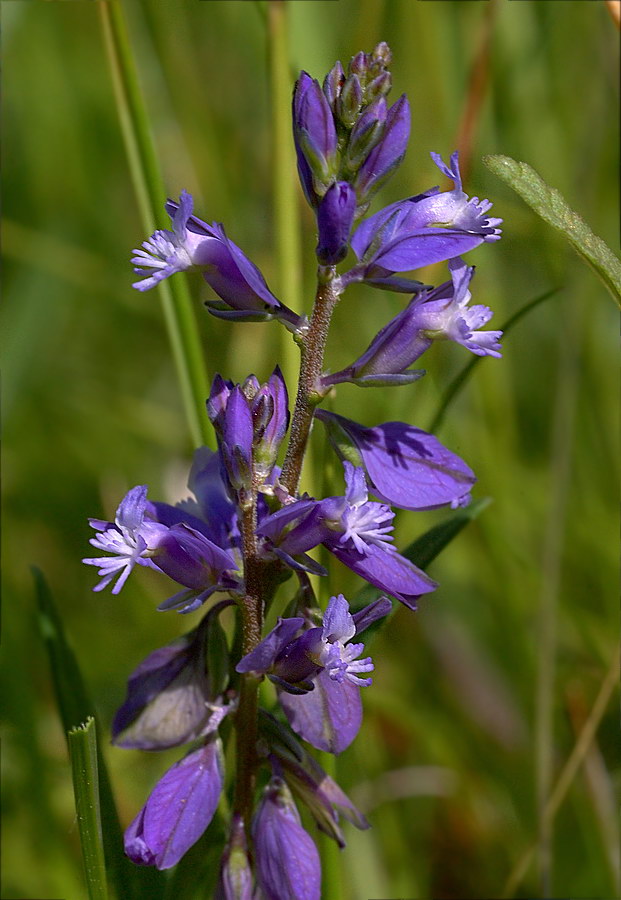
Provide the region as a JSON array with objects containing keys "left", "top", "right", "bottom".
[
  {"left": 124, "top": 738, "right": 224, "bottom": 870},
  {"left": 319, "top": 411, "right": 476, "bottom": 510},
  {"left": 279, "top": 669, "right": 362, "bottom": 754},
  {"left": 112, "top": 633, "right": 207, "bottom": 749},
  {"left": 253, "top": 778, "right": 321, "bottom": 900}
]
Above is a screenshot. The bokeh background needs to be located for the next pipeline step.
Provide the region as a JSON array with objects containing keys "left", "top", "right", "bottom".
[{"left": 3, "top": 1, "right": 619, "bottom": 898}]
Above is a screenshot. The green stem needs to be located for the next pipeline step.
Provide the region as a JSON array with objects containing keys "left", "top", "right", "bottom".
[
  {"left": 68, "top": 718, "right": 108, "bottom": 900},
  {"left": 268, "top": 0, "right": 303, "bottom": 395},
  {"left": 280, "top": 271, "right": 341, "bottom": 494},
  {"left": 99, "top": 1, "right": 212, "bottom": 449}
]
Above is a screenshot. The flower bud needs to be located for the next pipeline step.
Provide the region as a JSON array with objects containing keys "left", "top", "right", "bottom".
[
  {"left": 365, "top": 70, "right": 392, "bottom": 103},
  {"left": 252, "top": 367, "right": 290, "bottom": 480},
  {"left": 216, "top": 814, "right": 253, "bottom": 900},
  {"left": 355, "top": 94, "right": 410, "bottom": 203},
  {"left": 322, "top": 59, "right": 345, "bottom": 112},
  {"left": 344, "top": 96, "right": 387, "bottom": 171},
  {"left": 316, "top": 182, "right": 356, "bottom": 265},
  {"left": 253, "top": 778, "right": 321, "bottom": 900},
  {"left": 292, "top": 72, "right": 338, "bottom": 206},
  {"left": 336, "top": 73, "right": 362, "bottom": 128}
]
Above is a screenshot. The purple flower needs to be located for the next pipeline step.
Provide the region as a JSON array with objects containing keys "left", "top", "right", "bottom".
[
  {"left": 346, "top": 151, "right": 502, "bottom": 283},
  {"left": 207, "top": 370, "right": 290, "bottom": 491},
  {"left": 237, "top": 594, "right": 381, "bottom": 691},
  {"left": 238, "top": 595, "right": 391, "bottom": 752},
  {"left": 354, "top": 94, "right": 410, "bottom": 203},
  {"left": 112, "top": 618, "right": 232, "bottom": 750},
  {"left": 292, "top": 72, "right": 338, "bottom": 208},
  {"left": 317, "top": 410, "right": 476, "bottom": 510},
  {"left": 83, "top": 486, "right": 168, "bottom": 593},
  {"left": 125, "top": 738, "right": 224, "bottom": 870},
  {"left": 259, "top": 462, "right": 437, "bottom": 609},
  {"left": 253, "top": 777, "right": 321, "bottom": 900},
  {"left": 132, "top": 191, "right": 302, "bottom": 331},
  {"left": 316, "top": 181, "right": 357, "bottom": 265},
  {"left": 152, "top": 524, "right": 239, "bottom": 614},
  {"left": 84, "top": 477, "right": 240, "bottom": 611},
  {"left": 388, "top": 257, "right": 503, "bottom": 358}
]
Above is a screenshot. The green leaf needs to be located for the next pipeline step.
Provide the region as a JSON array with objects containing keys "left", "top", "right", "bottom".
[
  {"left": 483, "top": 154, "right": 621, "bottom": 307},
  {"left": 352, "top": 498, "right": 492, "bottom": 608},
  {"left": 33, "top": 568, "right": 165, "bottom": 900},
  {"left": 68, "top": 717, "right": 108, "bottom": 900}
]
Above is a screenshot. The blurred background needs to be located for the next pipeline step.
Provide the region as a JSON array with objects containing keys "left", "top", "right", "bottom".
[{"left": 3, "top": 1, "right": 619, "bottom": 898}]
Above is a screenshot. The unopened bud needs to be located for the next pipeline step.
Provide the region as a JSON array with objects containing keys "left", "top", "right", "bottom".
[{"left": 336, "top": 74, "right": 362, "bottom": 129}]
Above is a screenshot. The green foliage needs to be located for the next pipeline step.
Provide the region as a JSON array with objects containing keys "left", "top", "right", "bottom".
[
  {"left": 484, "top": 154, "right": 621, "bottom": 306},
  {"left": 68, "top": 718, "right": 108, "bottom": 900}
]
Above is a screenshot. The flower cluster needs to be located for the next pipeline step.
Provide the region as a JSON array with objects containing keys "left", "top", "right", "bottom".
[{"left": 87, "top": 44, "right": 502, "bottom": 898}]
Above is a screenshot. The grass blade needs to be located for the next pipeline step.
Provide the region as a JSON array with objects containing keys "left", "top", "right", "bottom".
[
  {"left": 68, "top": 717, "right": 108, "bottom": 900},
  {"left": 99, "top": 0, "right": 212, "bottom": 448},
  {"left": 484, "top": 154, "right": 621, "bottom": 307},
  {"left": 34, "top": 567, "right": 165, "bottom": 900}
]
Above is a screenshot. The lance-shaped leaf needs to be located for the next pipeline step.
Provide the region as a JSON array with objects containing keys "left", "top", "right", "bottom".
[{"left": 483, "top": 154, "right": 621, "bottom": 307}]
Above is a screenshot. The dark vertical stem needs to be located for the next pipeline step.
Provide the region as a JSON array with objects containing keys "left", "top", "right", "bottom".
[
  {"left": 232, "top": 499, "right": 264, "bottom": 829},
  {"left": 280, "top": 271, "right": 341, "bottom": 494}
]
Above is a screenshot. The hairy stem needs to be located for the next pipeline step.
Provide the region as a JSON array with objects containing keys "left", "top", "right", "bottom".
[
  {"left": 233, "top": 499, "right": 264, "bottom": 829},
  {"left": 280, "top": 270, "right": 341, "bottom": 494}
]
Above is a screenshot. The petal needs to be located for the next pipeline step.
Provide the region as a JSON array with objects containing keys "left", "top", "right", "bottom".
[
  {"left": 326, "top": 540, "right": 437, "bottom": 610},
  {"left": 321, "top": 594, "right": 356, "bottom": 644},
  {"left": 126, "top": 739, "right": 224, "bottom": 870},
  {"left": 253, "top": 778, "right": 321, "bottom": 900},
  {"left": 236, "top": 617, "right": 305, "bottom": 675},
  {"left": 324, "top": 414, "right": 476, "bottom": 510},
  {"left": 279, "top": 670, "right": 362, "bottom": 754}
]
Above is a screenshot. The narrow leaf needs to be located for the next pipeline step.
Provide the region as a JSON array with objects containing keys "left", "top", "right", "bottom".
[
  {"left": 68, "top": 717, "right": 108, "bottom": 900},
  {"left": 33, "top": 567, "right": 165, "bottom": 900},
  {"left": 483, "top": 154, "right": 621, "bottom": 307}
]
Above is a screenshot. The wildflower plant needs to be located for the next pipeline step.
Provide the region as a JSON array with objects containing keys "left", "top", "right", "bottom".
[{"left": 85, "top": 43, "right": 502, "bottom": 899}]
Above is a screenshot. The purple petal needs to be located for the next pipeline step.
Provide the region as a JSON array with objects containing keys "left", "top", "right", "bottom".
[
  {"left": 316, "top": 182, "right": 356, "bottom": 265},
  {"left": 321, "top": 594, "right": 356, "bottom": 644},
  {"left": 355, "top": 94, "right": 410, "bottom": 200},
  {"left": 279, "top": 669, "right": 362, "bottom": 754},
  {"left": 253, "top": 778, "right": 321, "bottom": 900},
  {"left": 116, "top": 485, "right": 148, "bottom": 530},
  {"left": 351, "top": 596, "right": 392, "bottom": 634},
  {"left": 236, "top": 618, "right": 305, "bottom": 675},
  {"left": 323, "top": 414, "right": 476, "bottom": 510},
  {"left": 125, "top": 739, "right": 224, "bottom": 870},
  {"left": 326, "top": 540, "right": 437, "bottom": 611}
]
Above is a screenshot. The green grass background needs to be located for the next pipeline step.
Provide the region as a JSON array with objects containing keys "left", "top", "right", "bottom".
[{"left": 3, "top": 1, "right": 619, "bottom": 898}]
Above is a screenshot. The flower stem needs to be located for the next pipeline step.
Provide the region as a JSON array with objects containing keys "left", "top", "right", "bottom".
[
  {"left": 280, "top": 270, "right": 341, "bottom": 494},
  {"left": 99, "top": 1, "right": 212, "bottom": 449},
  {"left": 233, "top": 499, "right": 264, "bottom": 829}
]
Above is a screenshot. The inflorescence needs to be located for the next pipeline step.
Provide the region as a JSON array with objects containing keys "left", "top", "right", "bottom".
[{"left": 85, "top": 43, "right": 502, "bottom": 899}]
